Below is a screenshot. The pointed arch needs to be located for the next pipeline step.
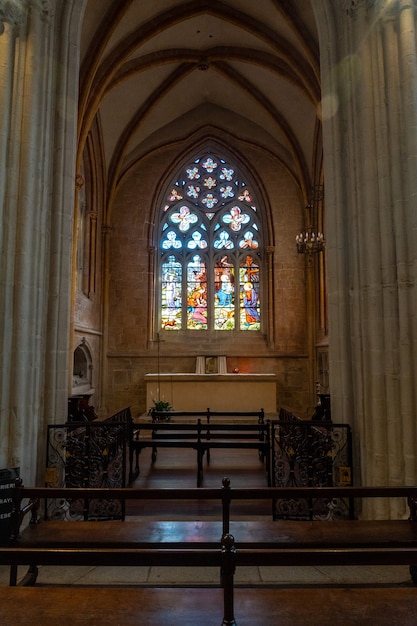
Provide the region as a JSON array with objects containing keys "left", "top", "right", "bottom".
[{"left": 156, "top": 150, "right": 265, "bottom": 333}]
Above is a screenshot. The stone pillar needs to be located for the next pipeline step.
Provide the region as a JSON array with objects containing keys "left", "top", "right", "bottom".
[
  {"left": 395, "top": 0, "right": 417, "bottom": 486},
  {"left": 0, "top": 0, "right": 21, "bottom": 476},
  {"left": 0, "top": 0, "right": 85, "bottom": 484},
  {"left": 315, "top": 0, "right": 417, "bottom": 515}
]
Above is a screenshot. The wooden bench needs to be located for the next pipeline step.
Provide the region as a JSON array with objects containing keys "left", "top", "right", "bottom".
[
  {"left": 2, "top": 586, "right": 417, "bottom": 626},
  {"left": 129, "top": 411, "right": 270, "bottom": 486},
  {"left": 3, "top": 481, "right": 417, "bottom": 624},
  {"left": 151, "top": 408, "right": 265, "bottom": 425},
  {"left": 3, "top": 586, "right": 417, "bottom": 626},
  {"left": 151, "top": 407, "right": 268, "bottom": 462}
]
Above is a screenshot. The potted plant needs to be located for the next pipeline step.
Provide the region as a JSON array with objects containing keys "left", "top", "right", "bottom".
[{"left": 148, "top": 399, "right": 172, "bottom": 421}]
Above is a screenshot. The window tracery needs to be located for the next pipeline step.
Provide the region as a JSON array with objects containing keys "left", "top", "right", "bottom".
[{"left": 159, "top": 153, "right": 263, "bottom": 332}]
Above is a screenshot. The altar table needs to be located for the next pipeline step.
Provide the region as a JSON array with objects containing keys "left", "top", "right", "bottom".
[{"left": 145, "top": 373, "right": 277, "bottom": 412}]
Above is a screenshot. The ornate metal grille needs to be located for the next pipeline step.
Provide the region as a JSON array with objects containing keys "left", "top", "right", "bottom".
[
  {"left": 272, "top": 420, "right": 353, "bottom": 520},
  {"left": 45, "top": 422, "right": 127, "bottom": 520}
]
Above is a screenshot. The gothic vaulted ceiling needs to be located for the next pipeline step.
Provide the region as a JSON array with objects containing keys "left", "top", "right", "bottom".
[{"left": 79, "top": 0, "right": 321, "bottom": 204}]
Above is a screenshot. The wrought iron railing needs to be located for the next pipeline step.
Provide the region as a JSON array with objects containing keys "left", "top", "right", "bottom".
[
  {"left": 45, "top": 418, "right": 129, "bottom": 521},
  {"left": 271, "top": 418, "right": 353, "bottom": 520}
]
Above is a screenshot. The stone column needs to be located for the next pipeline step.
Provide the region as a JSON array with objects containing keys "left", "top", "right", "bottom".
[
  {"left": 0, "top": 5, "right": 24, "bottom": 463},
  {"left": 315, "top": 0, "right": 417, "bottom": 516},
  {"left": 395, "top": 0, "right": 417, "bottom": 486},
  {"left": 0, "top": 0, "right": 85, "bottom": 484}
]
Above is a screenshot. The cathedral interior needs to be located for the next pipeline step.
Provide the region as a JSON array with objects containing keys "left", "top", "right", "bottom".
[{"left": 1, "top": 1, "right": 417, "bottom": 512}]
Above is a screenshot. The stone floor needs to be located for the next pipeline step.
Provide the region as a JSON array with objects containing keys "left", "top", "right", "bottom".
[
  {"left": 0, "top": 566, "right": 411, "bottom": 587},
  {"left": 0, "top": 562, "right": 411, "bottom": 588}
]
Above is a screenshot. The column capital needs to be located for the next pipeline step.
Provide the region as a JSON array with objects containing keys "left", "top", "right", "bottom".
[
  {"left": 345, "top": 0, "right": 378, "bottom": 17},
  {"left": 0, "top": 0, "right": 53, "bottom": 33},
  {"left": 29, "top": 0, "right": 53, "bottom": 21},
  {"left": 345, "top": 0, "right": 405, "bottom": 19},
  {"left": 0, "top": 1, "right": 26, "bottom": 30}
]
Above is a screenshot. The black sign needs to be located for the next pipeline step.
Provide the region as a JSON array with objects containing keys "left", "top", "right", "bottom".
[{"left": 0, "top": 467, "right": 19, "bottom": 545}]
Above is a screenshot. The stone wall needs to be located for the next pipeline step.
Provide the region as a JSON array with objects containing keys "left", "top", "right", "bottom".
[{"left": 100, "top": 140, "right": 313, "bottom": 418}]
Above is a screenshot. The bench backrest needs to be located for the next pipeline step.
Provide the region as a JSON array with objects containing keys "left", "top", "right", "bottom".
[
  {"left": 132, "top": 420, "right": 270, "bottom": 441},
  {"left": 10, "top": 480, "right": 417, "bottom": 541},
  {"left": 151, "top": 408, "right": 265, "bottom": 423}
]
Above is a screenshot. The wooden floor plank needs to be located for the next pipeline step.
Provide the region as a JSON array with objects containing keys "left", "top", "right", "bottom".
[{"left": 126, "top": 445, "right": 271, "bottom": 517}]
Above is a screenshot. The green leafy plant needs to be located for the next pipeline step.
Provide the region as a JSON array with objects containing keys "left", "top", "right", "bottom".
[{"left": 148, "top": 399, "right": 172, "bottom": 420}]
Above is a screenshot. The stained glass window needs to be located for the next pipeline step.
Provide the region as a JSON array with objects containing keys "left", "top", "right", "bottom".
[{"left": 159, "top": 153, "right": 262, "bottom": 331}]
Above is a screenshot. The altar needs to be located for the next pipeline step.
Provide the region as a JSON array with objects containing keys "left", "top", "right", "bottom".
[{"left": 145, "top": 372, "right": 277, "bottom": 413}]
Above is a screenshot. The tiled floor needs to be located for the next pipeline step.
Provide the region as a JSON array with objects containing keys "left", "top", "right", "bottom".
[{"left": 0, "top": 446, "right": 412, "bottom": 588}]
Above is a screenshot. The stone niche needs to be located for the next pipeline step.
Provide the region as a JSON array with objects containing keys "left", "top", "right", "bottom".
[{"left": 72, "top": 341, "right": 93, "bottom": 396}]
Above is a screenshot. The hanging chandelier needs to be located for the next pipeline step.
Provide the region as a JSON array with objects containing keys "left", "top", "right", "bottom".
[
  {"left": 295, "top": 187, "right": 325, "bottom": 255},
  {"left": 295, "top": 220, "right": 325, "bottom": 254}
]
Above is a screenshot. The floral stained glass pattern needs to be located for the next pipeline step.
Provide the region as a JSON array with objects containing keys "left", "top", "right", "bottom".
[
  {"left": 159, "top": 153, "right": 263, "bottom": 331},
  {"left": 171, "top": 206, "right": 198, "bottom": 231}
]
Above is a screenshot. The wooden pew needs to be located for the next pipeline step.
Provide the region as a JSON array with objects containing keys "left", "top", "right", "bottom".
[
  {"left": 150, "top": 408, "right": 265, "bottom": 425},
  {"left": 130, "top": 409, "right": 270, "bottom": 486},
  {"left": 4, "top": 481, "right": 417, "bottom": 624},
  {"left": 3, "top": 586, "right": 417, "bottom": 626}
]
